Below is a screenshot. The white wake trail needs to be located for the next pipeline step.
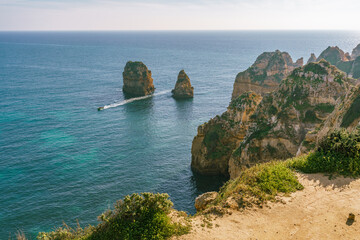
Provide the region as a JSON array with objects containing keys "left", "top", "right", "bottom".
[{"left": 100, "top": 90, "right": 171, "bottom": 110}]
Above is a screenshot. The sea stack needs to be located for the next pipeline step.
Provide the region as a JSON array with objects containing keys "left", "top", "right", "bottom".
[
  {"left": 172, "top": 70, "right": 194, "bottom": 99},
  {"left": 122, "top": 61, "right": 155, "bottom": 97}
]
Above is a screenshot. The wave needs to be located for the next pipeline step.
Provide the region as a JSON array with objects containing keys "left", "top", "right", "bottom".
[{"left": 100, "top": 90, "right": 171, "bottom": 110}]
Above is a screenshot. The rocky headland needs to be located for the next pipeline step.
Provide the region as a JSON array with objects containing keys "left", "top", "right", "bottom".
[
  {"left": 231, "top": 50, "right": 303, "bottom": 100},
  {"left": 172, "top": 70, "right": 194, "bottom": 99},
  {"left": 192, "top": 44, "right": 360, "bottom": 179},
  {"left": 122, "top": 61, "right": 155, "bottom": 97}
]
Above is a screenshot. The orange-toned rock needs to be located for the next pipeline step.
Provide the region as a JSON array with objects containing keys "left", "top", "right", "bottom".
[
  {"left": 122, "top": 61, "right": 155, "bottom": 96},
  {"left": 172, "top": 70, "right": 194, "bottom": 99}
]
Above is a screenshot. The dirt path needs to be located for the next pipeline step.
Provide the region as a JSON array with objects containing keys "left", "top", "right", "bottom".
[{"left": 175, "top": 173, "right": 360, "bottom": 240}]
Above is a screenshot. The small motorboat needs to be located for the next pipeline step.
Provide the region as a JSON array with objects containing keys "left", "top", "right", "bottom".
[{"left": 98, "top": 107, "right": 104, "bottom": 111}]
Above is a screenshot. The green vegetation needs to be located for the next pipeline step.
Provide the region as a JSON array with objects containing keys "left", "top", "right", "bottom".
[
  {"left": 290, "top": 129, "right": 360, "bottom": 177},
  {"left": 37, "top": 193, "right": 190, "bottom": 240},
  {"left": 217, "top": 129, "right": 360, "bottom": 210},
  {"left": 303, "top": 110, "right": 321, "bottom": 123},
  {"left": 341, "top": 94, "right": 360, "bottom": 128},
  {"left": 304, "top": 62, "right": 328, "bottom": 75},
  {"left": 268, "top": 105, "right": 278, "bottom": 115},
  {"left": 216, "top": 161, "right": 303, "bottom": 206},
  {"left": 229, "top": 92, "right": 257, "bottom": 109},
  {"left": 314, "top": 103, "right": 335, "bottom": 113},
  {"left": 203, "top": 124, "right": 231, "bottom": 159}
]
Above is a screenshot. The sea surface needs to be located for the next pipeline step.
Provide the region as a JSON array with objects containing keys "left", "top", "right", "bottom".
[{"left": 1, "top": 31, "right": 360, "bottom": 239}]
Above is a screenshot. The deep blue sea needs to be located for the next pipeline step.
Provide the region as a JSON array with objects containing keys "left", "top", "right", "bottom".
[{"left": 1, "top": 31, "right": 360, "bottom": 239}]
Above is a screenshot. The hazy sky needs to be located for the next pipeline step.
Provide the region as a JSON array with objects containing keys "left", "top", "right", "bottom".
[{"left": 1, "top": 0, "right": 360, "bottom": 30}]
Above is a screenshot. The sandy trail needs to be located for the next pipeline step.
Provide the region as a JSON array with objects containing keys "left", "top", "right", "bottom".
[{"left": 175, "top": 173, "right": 360, "bottom": 240}]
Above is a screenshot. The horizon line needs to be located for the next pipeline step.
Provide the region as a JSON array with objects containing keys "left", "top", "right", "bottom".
[{"left": 1, "top": 29, "right": 360, "bottom": 32}]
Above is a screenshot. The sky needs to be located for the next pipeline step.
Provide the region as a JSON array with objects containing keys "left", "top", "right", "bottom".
[{"left": 1, "top": 0, "right": 360, "bottom": 31}]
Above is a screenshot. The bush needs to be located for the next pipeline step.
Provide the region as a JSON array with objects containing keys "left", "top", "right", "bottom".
[
  {"left": 290, "top": 129, "right": 360, "bottom": 176},
  {"left": 37, "top": 193, "right": 189, "bottom": 240},
  {"left": 216, "top": 161, "right": 303, "bottom": 206}
]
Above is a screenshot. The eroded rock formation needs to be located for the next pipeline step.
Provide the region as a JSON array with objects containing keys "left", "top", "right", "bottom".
[
  {"left": 351, "top": 44, "right": 360, "bottom": 59},
  {"left": 172, "top": 70, "right": 194, "bottom": 99},
  {"left": 122, "top": 61, "right": 155, "bottom": 96},
  {"left": 191, "top": 59, "right": 356, "bottom": 179},
  {"left": 231, "top": 50, "right": 302, "bottom": 100},
  {"left": 307, "top": 53, "right": 317, "bottom": 64}
]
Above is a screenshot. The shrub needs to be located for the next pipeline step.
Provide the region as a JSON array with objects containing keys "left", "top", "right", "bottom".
[
  {"left": 37, "top": 193, "right": 189, "bottom": 240},
  {"left": 90, "top": 193, "right": 187, "bottom": 240},
  {"left": 290, "top": 129, "right": 360, "bottom": 176},
  {"left": 216, "top": 161, "right": 303, "bottom": 206}
]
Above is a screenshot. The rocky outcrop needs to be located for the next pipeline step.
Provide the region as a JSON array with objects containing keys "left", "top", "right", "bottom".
[
  {"left": 317, "top": 46, "right": 348, "bottom": 65},
  {"left": 351, "top": 44, "right": 360, "bottom": 59},
  {"left": 172, "top": 70, "right": 194, "bottom": 99},
  {"left": 307, "top": 53, "right": 317, "bottom": 64},
  {"left": 192, "top": 59, "right": 355, "bottom": 179},
  {"left": 194, "top": 192, "right": 218, "bottom": 211},
  {"left": 231, "top": 50, "right": 302, "bottom": 100},
  {"left": 314, "top": 84, "right": 360, "bottom": 143},
  {"left": 191, "top": 92, "right": 262, "bottom": 176},
  {"left": 229, "top": 60, "right": 353, "bottom": 178},
  {"left": 295, "top": 57, "right": 304, "bottom": 66},
  {"left": 122, "top": 61, "right": 155, "bottom": 96}
]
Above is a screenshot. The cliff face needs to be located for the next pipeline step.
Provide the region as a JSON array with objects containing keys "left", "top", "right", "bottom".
[
  {"left": 317, "top": 45, "right": 360, "bottom": 79},
  {"left": 191, "top": 60, "right": 356, "bottom": 178},
  {"left": 307, "top": 53, "right": 317, "bottom": 64},
  {"left": 351, "top": 44, "right": 360, "bottom": 59},
  {"left": 123, "top": 61, "right": 155, "bottom": 97},
  {"left": 317, "top": 46, "right": 348, "bottom": 65},
  {"left": 172, "top": 70, "right": 194, "bottom": 99},
  {"left": 231, "top": 50, "right": 302, "bottom": 100},
  {"left": 191, "top": 92, "right": 262, "bottom": 176}
]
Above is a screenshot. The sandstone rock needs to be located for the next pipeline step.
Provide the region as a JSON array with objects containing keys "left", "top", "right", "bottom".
[
  {"left": 172, "top": 70, "right": 194, "bottom": 99},
  {"left": 191, "top": 92, "right": 262, "bottom": 176},
  {"left": 192, "top": 57, "right": 355, "bottom": 179},
  {"left": 295, "top": 57, "right": 304, "bottom": 67},
  {"left": 122, "top": 61, "right": 155, "bottom": 96},
  {"left": 232, "top": 50, "right": 300, "bottom": 99},
  {"left": 351, "top": 44, "right": 360, "bottom": 59},
  {"left": 195, "top": 192, "right": 218, "bottom": 211},
  {"left": 317, "top": 46, "right": 347, "bottom": 65},
  {"left": 307, "top": 53, "right": 317, "bottom": 64}
]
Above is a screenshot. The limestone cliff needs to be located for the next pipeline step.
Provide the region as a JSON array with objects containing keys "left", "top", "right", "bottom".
[
  {"left": 317, "top": 45, "right": 360, "bottom": 79},
  {"left": 351, "top": 44, "right": 360, "bottom": 59},
  {"left": 172, "top": 70, "right": 194, "bottom": 99},
  {"left": 307, "top": 53, "right": 317, "bottom": 64},
  {"left": 122, "top": 61, "right": 155, "bottom": 96},
  {"left": 316, "top": 46, "right": 348, "bottom": 65},
  {"left": 191, "top": 60, "right": 355, "bottom": 178},
  {"left": 191, "top": 92, "right": 262, "bottom": 176},
  {"left": 231, "top": 50, "right": 302, "bottom": 100}
]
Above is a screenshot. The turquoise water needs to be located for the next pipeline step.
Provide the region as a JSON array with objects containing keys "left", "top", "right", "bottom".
[{"left": 1, "top": 31, "right": 360, "bottom": 239}]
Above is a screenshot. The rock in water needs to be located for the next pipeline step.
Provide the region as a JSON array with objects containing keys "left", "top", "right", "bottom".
[
  {"left": 172, "top": 70, "right": 194, "bottom": 99},
  {"left": 122, "top": 61, "right": 155, "bottom": 97}
]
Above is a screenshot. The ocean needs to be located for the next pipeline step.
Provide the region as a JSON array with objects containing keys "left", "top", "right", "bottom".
[{"left": 1, "top": 31, "right": 359, "bottom": 239}]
